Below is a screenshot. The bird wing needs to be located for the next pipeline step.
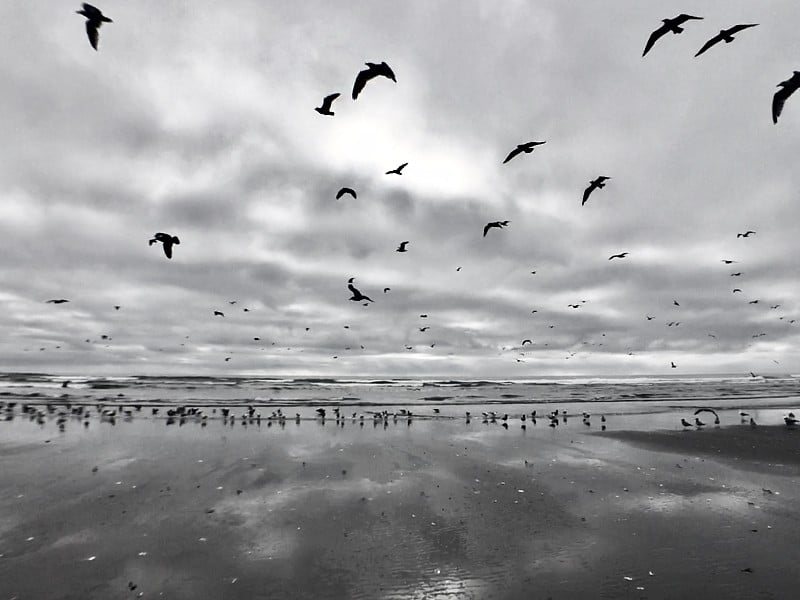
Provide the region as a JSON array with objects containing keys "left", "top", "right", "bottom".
[
  {"left": 162, "top": 241, "right": 173, "bottom": 259},
  {"left": 85, "top": 21, "right": 99, "bottom": 50},
  {"left": 323, "top": 93, "right": 340, "bottom": 109},
  {"left": 502, "top": 147, "right": 521, "bottom": 164},
  {"left": 378, "top": 62, "right": 396, "bottom": 81},
  {"left": 773, "top": 86, "right": 793, "bottom": 123},
  {"left": 397, "top": 162, "right": 408, "bottom": 172},
  {"left": 643, "top": 24, "right": 668, "bottom": 56},
  {"left": 582, "top": 183, "right": 594, "bottom": 205},
  {"left": 352, "top": 68, "right": 374, "bottom": 100},
  {"left": 483, "top": 223, "right": 494, "bottom": 237},
  {"left": 336, "top": 187, "right": 356, "bottom": 199},
  {"left": 348, "top": 283, "right": 359, "bottom": 295},
  {"left": 727, "top": 23, "right": 759, "bottom": 35},
  {"left": 694, "top": 34, "right": 721, "bottom": 57},
  {"left": 675, "top": 14, "right": 704, "bottom": 25}
]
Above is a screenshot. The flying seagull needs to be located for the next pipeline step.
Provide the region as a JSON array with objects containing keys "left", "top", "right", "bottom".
[
  {"left": 608, "top": 252, "right": 629, "bottom": 260},
  {"left": 46, "top": 299, "right": 70, "bottom": 304},
  {"left": 721, "top": 259, "right": 737, "bottom": 264},
  {"left": 643, "top": 14, "right": 703, "bottom": 57},
  {"left": 149, "top": 233, "right": 180, "bottom": 259},
  {"left": 582, "top": 176, "right": 611, "bottom": 206},
  {"left": 315, "top": 93, "right": 340, "bottom": 116},
  {"left": 695, "top": 24, "right": 759, "bottom": 57},
  {"left": 396, "top": 241, "right": 409, "bottom": 252},
  {"left": 733, "top": 288, "right": 742, "bottom": 293},
  {"left": 385, "top": 162, "right": 408, "bottom": 175},
  {"left": 503, "top": 141, "right": 546, "bottom": 164},
  {"left": 483, "top": 220, "right": 510, "bottom": 237},
  {"left": 348, "top": 283, "right": 373, "bottom": 303},
  {"left": 76, "top": 3, "right": 112, "bottom": 51},
  {"left": 383, "top": 287, "right": 391, "bottom": 293},
  {"left": 336, "top": 187, "right": 357, "bottom": 200},
  {"left": 522, "top": 339, "right": 532, "bottom": 345},
  {"left": 352, "top": 61, "right": 396, "bottom": 100},
  {"left": 773, "top": 71, "right": 800, "bottom": 124},
  {"left": 737, "top": 231, "right": 756, "bottom": 238},
  {"left": 213, "top": 311, "right": 224, "bottom": 317}
]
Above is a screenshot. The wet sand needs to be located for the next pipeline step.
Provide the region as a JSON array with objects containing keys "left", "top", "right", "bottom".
[{"left": 1, "top": 412, "right": 799, "bottom": 599}]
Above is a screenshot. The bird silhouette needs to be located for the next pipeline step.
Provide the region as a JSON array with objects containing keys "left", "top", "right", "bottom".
[
  {"left": 348, "top": 283, "right": 373, "bottom": 303},
  {"left": 737, "top": 231, "right": 756, "bottom": 238},
  {"left": 315, "top": 93, "right": 340, "bottom": 116},
  {"left": 608, "top": 252, "right": 629, "bottom": 260},
  {"left": 695, "top": 24, "right": 758, "bottom": 57},
  {"left": 419, "top": 327, "right": 430, "bottom": 332},
  {"left": 646, "top": 315, "right": 655, "bottom": 320},
  {"left": 733, "top": 288, "right": 742, "bottom": 293},
  {"left": 503, "top": 141, "right": 546, "bottom": 164},
  {"left": 385, "top": 162, "right": 408, "bottom": 175},
  {"left": 721, "top": 259, "right": 737, "bottom": 264},
  {"left": 149, "top": 233, "right": 180, "bottom": 259},
  {"left": 336, "top": 187, "right": 357, "bottom": 200},
  {"left": 643, "top": 14, "right": 703, "bottom": 56},
  {"left": 483, "top": 220, "right": 510, "bottom": 237},
  {"left": 671, "top": 361, "right": 677, "bottom": 368},
  {"left": 681, "top": 418, "right": 693, "bottom": 427},
  {"left": 396, "top": 241, "right": 409, "bottom": 252},
  {"left": 76, "top": 4, "right": 112, "bottom": 51},
  {"left": 582, "top": 176, "right": 611, "bottom": 206},
  {"left": 214, "top": 311, "right": 224, "bottom": 317},
  {"left": 673, "top": 300, "right": 680, "bottom": 306},
  {"left": 730, "top": 272, "right": 742, "bottom": 276},
  {"left": 46, "top": 299, "right": 70, "bottom": 304},
  {"left": 352, "top": 61, "right": 396, "bottom": 100},
  {"left": 773, "top": 71, "right": 800, "bottom": 124},
  {"left": 383, "top": 287, "right": 391, "bottom": 293},
  {"left": 522, "top": 339, "right": 532, "bottom": 345}
]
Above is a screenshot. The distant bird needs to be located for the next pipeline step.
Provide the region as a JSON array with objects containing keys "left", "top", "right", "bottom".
[
  {"left": 681, "top": 418, "right": 693, "bottom": 427},
  {"left": 76, "top": 3, "right": 112, "bottom": 51},
  {"left": 737, "top": 231, "right": 756, "bottom": 238},
  {"left": 336, "top": 187, "right": 357, "bottom": 200},
  {"left": 749, "top": 300, "right": 759, "bottom": 304},
  {"left": 646, "top": 315, "right": 655, "bottom": 320},
  {"left": 721, "top": 259, "right": 737, "bottom": 264},
  {"left": 608, "top": 252, "right": 629, "bottom": 260},
  {"left": 46, "top": 299, "right": 70, "bottom": 304},
  {"left": 733, "top": 288, "right": 742, "bottom": 293},
  {"left": 671, "top": 361, "right": 677, "bottom": 368},
  {"left": 772, "top": 71, "right": 800, "bottom": 124},
  {"left": 503, "top": 141, "right": 546, "bottom": 164},
  {"left": 694, "top": 24, "right": 759, "bottom": 57},
  {"left": 352, "top": 61, "right": 396, "bottom": 100},
  {"left": 673, "top": 300, "right": 680, "bottom": 306},
  {"left": 213, "top": 311, "right": 224, "bottom": 317},
  {"left": 385, "top": 162, "right": 408, "bottom": 175},
  {"left": 383, "top": 287, "right": 391, "bottom": 293},
  {"left": 419, "top": 327, "right": 430, "bottom": 332},
  {"left": 731, "top": 272, "right": 742, "bottom": 276},
  {"left": 770, "top": 304, "right": 781, "bottom": 309},
  {"left": 483, "top": 220, "right": 510, "bottom": 237},
  {"left": 642, "top": 14, "right": 703, "bottom": 57},
  {"left": 315, "top": 93, "right": 340, "bottom": 116},
  {"left": 396, "top": 241, "right": 409, "bottom": 252},
  {"left": 149, "top": 233, "right": 180, "bottom": 259},
  {"left": 582, "top": 176, "right": 611, "bottom": 206},
  {"left": 348, "top": 283, "right": 373, "bottom": 303},
  {"left": 522, "top": 339, "right": 532, "bottom": 345},
  {"left": 114, "top": 305, "right": 120, "bottom": 310}
]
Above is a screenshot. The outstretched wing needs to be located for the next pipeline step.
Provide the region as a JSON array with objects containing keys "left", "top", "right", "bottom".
[
  {"left": 483, "top": 223, "right": 493, "bottom": 237},
  {"left": 336, "top": 187, "right": 356, "bottom": 200},
  {"left": 352, "top": 68, "right": 374, "bottom": 100},
  {"left": 694, "top": 35, "right": 721, "bottom": 57},
  {"left": 582, "top": 184, "right": 594, "bottom": 205},
  {"left": 502, "top": 147, "right": 521, "bottom": 164},
  {"left": 85, "top": 21, "right": 99, "bottom": 50},
  {"left": 162, "top": 241, "right": 173, "bottom": 259},
  {"left": 323, "top": 92, "right": 340, "bottom": 110},
  {"left": 726, "top": 23, "right": 758, "bottom": 35},
  {"left": 773, "top": 86, "right": 794, "bottom": 124},
  {"left": 642, "top": 24, "right": 667, "bottom": 57}
]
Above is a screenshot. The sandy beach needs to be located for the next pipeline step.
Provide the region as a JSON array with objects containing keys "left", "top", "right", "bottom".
[{"left": 1, "top": 406, "right": 799, "bottom": 599}]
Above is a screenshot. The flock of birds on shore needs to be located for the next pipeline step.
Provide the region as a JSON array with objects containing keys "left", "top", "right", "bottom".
[{"left": 26, "top": 6, "right": 799, "bottom": 371}]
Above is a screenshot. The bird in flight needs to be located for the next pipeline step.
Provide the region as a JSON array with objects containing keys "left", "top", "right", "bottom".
[
  {"left": 749, "top": 300, "right": 760, "bottom": 304},
  {"left": 419, "top": 327, "right": 430, "bottom": 332},
  {"left": 522, "top": 339, "right": 532, "bottom": 345},
  {"left": 737, "top": 231, "right": 756, "bottom": 238},
  {"left": 396, "top": 241, "right": 410, "bottom": 252},
  {"left": 383, "top": 287, "right": 391, "bottom": 293},
  {"left": 721, "top": 259, "right": 737, "bottom": 264},
  {"left": 730, "top": 272, "right": 742, "bottom": 277},
  {"left": 503, "top": 141, "right": 546, "bottom": 164},
  {"left": 352, "top": 61, "right": 396, "bottom": 100},
  {"left": 671, "top": 361, "right": 677, "bottom": 369},
  {"left": 315, "top": 93, "right": 341, "bottom": 116},
  {"left": 76, "top": 3, "right": 112, "bottom": 51},
  {"left": 214, "top": 311, "right": 224, "bottom": 317},
  {"left": 773, "top": 71, "right": 800, "bottom": 124},
  {"left": 336, "top": 187, "right": 357, "bottom": 200},
  {"left": 46, "top": 299, "right": 70, "bottom": 304},
  {"left": 646, "top": 315, "right": 655, "bottom": 320},
  {"left": 673, "top": 300, "right": 680, "bottom": 306},
  {"left": 770, "top": 304, "right": 781, "bottom": 309},
  {"left": 348, "top": 283, "right": 373, "bottom": 303},
  {"left": 642, "top": 14, "right": 703, "bottom": 57},
  {"left": 608, "top": 252, "right": 629, "bottom": 260},
  {"left": 483, "top": 221, "right": 510, "bottom": 237},
  {"left": 733, "top": 288, "right": 742, "bottom": 293},
  {"left": 149, "top": 233, "right": 180, "bottom": 259},
  {"left": 386, "top": 162, "right": 408, "bottom": 175},
  {"left": 582, "top": 176, "right": 611, "bottom": 206},
  {"left": 695, "top": 24, "right": 759, "bottom": 57}
]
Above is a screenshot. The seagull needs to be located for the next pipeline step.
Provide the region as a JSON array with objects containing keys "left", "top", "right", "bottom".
[
  {"left": 642, "top": 14, "right": 703, "bottom": 57},
  {"left": 503, "top": 141, "right": 546, "bottom": 164},
  {"left": 522, "top": 339, "right": 532, "bottom": 345},
  {"left": 673, "top": 300, "right": 680, "bottom": 306},
  {"left": 770, "top": 304, "right": 781, "bottom": 309},
  {"left": 721, "top": 259, "right": 737, "bottom": 264},
  {"left": 681, "top": 418, "right": 693, "bottom": 427},
  {"left": 419, "top": 327, "right": 430, "bottom": 332},
  {"left": 733, "top": 288, "right": 742, "bottom": 293},
  {"left": 352, "top": 62, "right": 396, "bottom": 100},
  {"left": 149, "top": 233, "right": 180, "bottom": 259},
  {"left": 730, "top": 272, "right": 742, "bottom": 276},
  {"left": 671, "top": 361, "right": 677, "bottom": 368},
  {"left": 582, "top": 176, "right": 611, "bottom": 206},
  {"left": 749, "top": 300, "right": 759, "bottom": 304},
  {"left": 396, "top": 241, "right": 409, "bottom": 252},
  {"left": 385, "top": 162, "right": 408, "bottom": 175},
  {"left": 608, "top": 252, "right": 629, "bottom": 260},
  {"left": 737, "top": 231, "right": 756, "bottom": 238},
  {"left": 348, "top": 283, "right": 373, "bottom": 303},
  {"left": 483, "top": 220, "right": 510, "bottom": 237},
  {"left": 694, "top": 24, "right": 759, "bottom": 57},
  {"left": 213, "top": 311, "right": 224, "bottom": 317},
  {"left": 694, "top": 417, "right": 706, "bottom": 427},
  {"left": 315, "top": 93, "right": 340, "bottom": 116},
  {"left": 772, "top": 71, "right": 800, "bottom": 124},
  {"left": 383, "top": 287, "right": 391, "bottom": 293},
  {"left": 46, "top": 299, "right": 70, "bottom": 304},
  {"left": 76, "top": 3, "right": 113, "bottom": 51},
  {"left": 336, "top": 187, "right": 357, "bottom": 200}
]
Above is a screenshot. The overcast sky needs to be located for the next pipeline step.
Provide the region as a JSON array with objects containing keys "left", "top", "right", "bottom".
[{"left": 1, "top": 1, "right": 798, "bottom": 377}]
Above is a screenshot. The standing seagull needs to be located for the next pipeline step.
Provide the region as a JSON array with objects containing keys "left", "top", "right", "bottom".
[
  {"left": 396, "top": 241, "right": 409, "bottom": 252},
  {"left": 352, "top": 62, "right": 396, "bottom": 100},
  {"left": 582, "top": 176, "right": 611, "bottom": 206},
  {"left": 385, "top": 162, "right": 408, "bottom": 175},
  {"left": 694, "top": 24, "right": 758, "bottom": 57},
  {"left": 76, "top": 4, "right": 113, "bottom": 51},
  {"left": 483, "top": 221, "right": 510, "bottom": 237},
  {"left": 348, "top": 283, "right": 373, "bottom": 303},
  {"left": 315, "top": 93, "right": 341, "bottom": 116},
  {"left": 503, "top": 141, "right": 546, "bottom": 164},
  {"left": 772, "top": 71, "right": 800, "bottom": 124},
  {"left": 642, "top": 14, "right": 703, "bottom": 57},
  {"left": 149, "top": 233, "right": 180, "bottom": 259}
]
